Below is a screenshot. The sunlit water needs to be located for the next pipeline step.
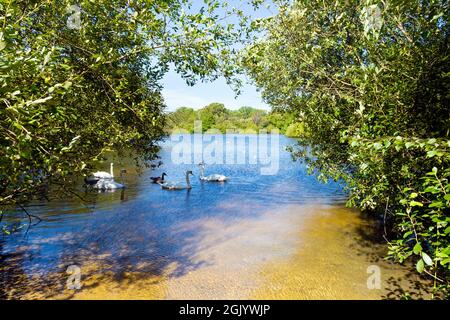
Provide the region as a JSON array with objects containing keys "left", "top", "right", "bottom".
[{"left": 0, "top": 135, "right": 431, "bottom": 299}]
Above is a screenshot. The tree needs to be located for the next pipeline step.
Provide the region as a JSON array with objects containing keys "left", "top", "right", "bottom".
[
  {"left": 244, "top": 0, "right": 450, "bottom": 297},
  {"left": 0, "top": 1, "right": 259, "bottom": 208},
  {"left": 167, "top": 107, "right": 196, "bottom": 132},
  {"left": 285, "top": 122, "right": 303, "bottom": 138},
  {"left": 198, "top": 103, "right": 227, "bottom": 131},
  {"left": 235, "top": 106, "right": 259, "bottom": 118},
  {"left": 167, "top": 105, "right": 276, "bottom": 133},
  {"left": 166, "top": 104, "right": 304, "bottom": 134}
]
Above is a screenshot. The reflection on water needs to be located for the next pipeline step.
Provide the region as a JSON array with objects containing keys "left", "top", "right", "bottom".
[{"left": 0, "top": 136, "right": 431, "bottom": 299}]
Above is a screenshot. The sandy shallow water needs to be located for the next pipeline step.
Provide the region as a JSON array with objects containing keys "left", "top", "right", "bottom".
[{"left": 14, "top": 204, "right": 429, "bottom": 300}]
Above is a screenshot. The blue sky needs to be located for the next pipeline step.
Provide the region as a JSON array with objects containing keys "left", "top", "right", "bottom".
[
  {"left": 161, "top": 1, "right": 276, "bottom": 112},
  {"left": 162, "top": 72, "right": 270, "bottom": 111}
]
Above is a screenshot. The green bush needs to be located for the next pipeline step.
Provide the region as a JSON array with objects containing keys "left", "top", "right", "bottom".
[{"left": 244, "top": 0, "right": 450, "bottom": 297}]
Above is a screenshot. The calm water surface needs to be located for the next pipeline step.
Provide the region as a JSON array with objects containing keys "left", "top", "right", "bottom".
[{"left": 0, "top": 135, "right": 431, "bottom": 299}]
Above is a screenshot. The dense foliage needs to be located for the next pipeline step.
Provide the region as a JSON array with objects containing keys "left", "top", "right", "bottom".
[
  {"left": 166, "top": 103, "right": 304, "bottom": 136},
  {"left": 244, "top": 0, "right": 450, "bottom": 297},
  {"left": 0, "top": 0, "right": 256, "bottom": 207}
]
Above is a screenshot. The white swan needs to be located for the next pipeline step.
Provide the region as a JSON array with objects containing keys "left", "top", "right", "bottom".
[
  {"left": 198, "top": 163, "right": 227, "bottom": 182},
  {"left": 93, "top": 179, "right": 125, "bottom": 190},
  {"left": 160, "top": 170, "right": 193, "bottom": 190},
  {"left": 90, "top": 165, "right": 126, "bottom": 190},
  {"left": 93, "top": 163, "right": 115, "bottom": 179}
]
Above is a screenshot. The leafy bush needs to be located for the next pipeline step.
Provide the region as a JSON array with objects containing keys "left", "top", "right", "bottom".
[{"left": 244, "top": 0, "right": 450, "bottom": 297}]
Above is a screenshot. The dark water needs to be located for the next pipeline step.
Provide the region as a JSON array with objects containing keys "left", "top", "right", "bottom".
[{"left": 1, "top": 135, "right": 427, "bottom": 299}]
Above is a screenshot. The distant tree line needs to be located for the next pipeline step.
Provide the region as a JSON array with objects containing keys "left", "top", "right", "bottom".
[{"left": 165, "top": 102, "right": 304, "bottom": 137}]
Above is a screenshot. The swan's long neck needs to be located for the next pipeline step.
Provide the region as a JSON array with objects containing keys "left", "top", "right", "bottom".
[
  {"left": 199, "top": 166, "right": 205, "bottom": 178},
  {"left": 110, "top": 163, "right": 114, "bottom": 178},
  {"left": 186, "top": 173, "right": 191, "bottom": 187}
]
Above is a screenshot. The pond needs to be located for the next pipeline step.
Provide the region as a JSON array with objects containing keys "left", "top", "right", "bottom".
[{"left": 0, "top": 135, "right": 431, "bottom": 299}]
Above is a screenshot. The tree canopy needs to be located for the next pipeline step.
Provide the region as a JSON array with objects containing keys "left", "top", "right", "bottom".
[
  {"left": 0, "top": 0, "right": 258, "bottom": 206},
  {"left": 244, "top": 0, "right": 450, "bottom": 296}
]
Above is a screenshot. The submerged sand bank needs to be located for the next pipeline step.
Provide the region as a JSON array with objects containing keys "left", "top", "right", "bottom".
[{"left": 11, "top": 204, "right": 429, "bottom": 300}]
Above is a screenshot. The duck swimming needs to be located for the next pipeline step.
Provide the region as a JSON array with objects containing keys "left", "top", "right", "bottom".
[{"left": 150, "top": 172, "right": 167, "bottom": 184}]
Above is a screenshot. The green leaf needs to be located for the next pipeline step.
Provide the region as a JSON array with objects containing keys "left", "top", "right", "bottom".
[
  {"left": 426, "top": 150, "right": 437, "bottom": 158},
  {"left": 416, "top": 259, "right": 425, "bottom": 273},
  {"left": 0, "top": 40, "right": 5, "bottom": 51},
  {"left": 27, "top": 96, "right": 53, "bottom": 106},
  {"left": 413, "top": 242, "right": 422, "bottom": 255},
  {"left": 403, "top": 231, "right": 413, "bottom": 238},
  {"left": 373, "top": 142, "right": 382, "bottom": 150},
  {"left": 422, "top": 252, "right": 433, "bottom": 266},
  {"left": 410, "top": 201, "right": 423, "bottom": 207},
  {"left": 63, "top": 81, "right": 73, "bottom": 90},
  {"left": 429, "top": 201, "right": 443, "bottom": 208},
  {"left": 423, "top": 186, "right": 439, "bottom": 194}
]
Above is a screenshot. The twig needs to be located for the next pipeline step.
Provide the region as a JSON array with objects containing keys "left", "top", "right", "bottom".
[
  {"left": 424, "top": 269, "right": 445, "bottom": 284},
  {"left": 396, "top": 20, "right": 413, "bottom": 43},
  {"left": 50, "top": 181, "right": 92, "bottom": 204},
  {"left": 383, "top": 196, "right": 389, "bottom": 238},
  {"left": 18, "top": 204, "right": 42, "bottom": 236}
]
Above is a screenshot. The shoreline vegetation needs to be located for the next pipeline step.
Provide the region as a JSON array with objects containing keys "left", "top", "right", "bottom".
[
  {"left": 0, "top": 1, "right": 449, "bottom": 299},
  {"left": 165, "top": 103, "right": 304, "bottom": 137},
  {"left": 243, "top": 0, "right": 449, "bottom": 298}
]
